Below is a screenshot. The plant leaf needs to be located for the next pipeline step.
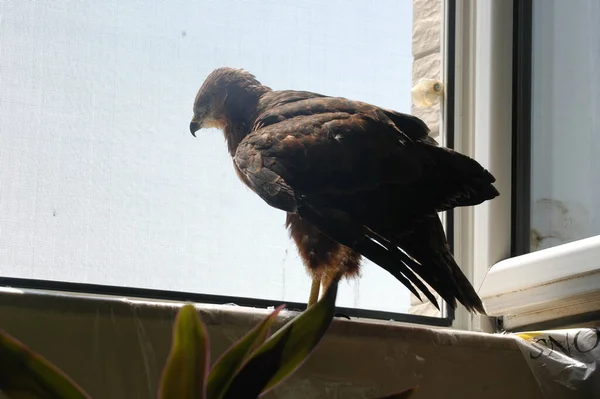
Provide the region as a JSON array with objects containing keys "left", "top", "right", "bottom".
[
  {"left": 222, "top": 270, "right": 342, "bottom": 398},
  {"left": 205, "top": 305, "right": 285, "bottom": 399},
  {"left": 373, "top": 386, "right": 419, "bottom": 399},
  {"left": 0, "top": 329, "right": 91, "bottom": 399},
  {"left": 158, "top": 304, "right": 210, "bottom": 399}
]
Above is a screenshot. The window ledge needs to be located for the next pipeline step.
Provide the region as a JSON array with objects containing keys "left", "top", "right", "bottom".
[
  {"left": 480, "top": 235, "right": 600, "bottom": 330},
  {"left": 0, "top": 285, "right": 546, "bottom": 398}
]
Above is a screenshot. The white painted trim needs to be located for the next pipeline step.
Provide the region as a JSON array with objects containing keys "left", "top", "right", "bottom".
[
  {"left": 447, "top": 0, "right": 476, "bottom": 330},
  {"left": 460, "top": 1, "right": 600, "bottom": 331},
  {"left": 480, "top": 235, "right": 600, "bottom": 329},
  {"left": 438, "top": 0, "right": 450, "bottom": 319},
  {"left": 449, "top": 0, "right": 513, "bottom": 332}
]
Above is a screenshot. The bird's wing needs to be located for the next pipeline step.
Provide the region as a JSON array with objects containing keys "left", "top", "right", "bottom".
[
  {"left": 379, "top": 106, "right": 439, "bottom": 145},
  {"left": 257, "top": 91, "right": 435, "bottom": 142},
  {"left": 233, "top": 96, "right": 498, "bottom": 311},
  {"left": 238, "top": 95, "right": 495, "bottom": 218},
  {"left": 237, "top": 104, "right": 427, "bottom": 212},
  {"left": 234, "top": 107, "right": 439, "bottom": 304}
]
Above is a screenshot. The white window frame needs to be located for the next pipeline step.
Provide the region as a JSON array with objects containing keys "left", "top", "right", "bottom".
[
  {"left": 481, "top": 235, "right": 600, "bottom": 330},
  {"left": 5, "top": 0, "right": 596, "bottom": 334},
  {"left": 451, "top": 0, "right": 600, "bottom": 332},
  {"left": 446, "top": 0, "right": 513, "bottom": 332}
]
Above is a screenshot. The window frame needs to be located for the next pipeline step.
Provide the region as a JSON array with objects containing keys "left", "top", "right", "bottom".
[
  {"left": 8, "top": 0, "right": 582, "bottom": 333},
  {"left": 480, "top": 235, "right": 600, "bottom": 331},
  {"left": 474, "top": 0, "right": 600, "bottom": 331},
  {"left": 0, "top": 274, "right": 458, "bottom": 326},
  {"left": 0, "top": 0, "right": 461, "bottom": 327},
  {"left": 510, "top": 0, "right": 533, "bottom": 258},
  {"left": 448, "top": 0, "right": 515, "bottom": 332}
]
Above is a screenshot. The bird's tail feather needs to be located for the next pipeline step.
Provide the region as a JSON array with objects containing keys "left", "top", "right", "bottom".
[
  {"left": 397, "top": 216, "right": 486, "bottom": 314},
  {"left": 359, "top": 232, "right": 442, "bottom": 309},
  {"left": 298, "top": 202, "right": 442, "bottom": 308},
  {"left": 360, "top": 226, "right": 486, "bottom": 315},
  {"left": 428, "top": 146, "right": 500, "bottom": 211},
  {"left": 298, "top": 202, "right": 486, "bottom": 314}
]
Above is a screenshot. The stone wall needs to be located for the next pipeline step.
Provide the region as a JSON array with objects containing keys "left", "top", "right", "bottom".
[
  {"left": 408, "top": 0, "right": 442, "bottom": 317},
  {"left": 411, "top": 0, "right": 442, "bottom": 140}
]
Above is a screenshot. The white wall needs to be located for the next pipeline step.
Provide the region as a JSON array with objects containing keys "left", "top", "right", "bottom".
[
  {"left": 530, "top": 0, "right": 600, "bottom": 251},
  {"left": 0, "top": 0, "right": 416, "bottom": 313}
]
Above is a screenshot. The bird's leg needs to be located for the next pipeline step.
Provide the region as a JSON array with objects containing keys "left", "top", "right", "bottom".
[
  {"left": 321, "top": 270, "right": 352, "bottom": 320},
  {"left": 307, "top": 275, "right": 321, "bottom": 307},
  {"left": 320, "top": 273, "right": 335, "bottom": 299}
]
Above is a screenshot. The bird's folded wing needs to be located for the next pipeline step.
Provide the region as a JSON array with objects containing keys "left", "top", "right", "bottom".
[
  {"left": 237, "top": 109, "right": 427, "bottom": 197},
  {"left": 234, "top": 94, "right": 497, "bottom": 225}
]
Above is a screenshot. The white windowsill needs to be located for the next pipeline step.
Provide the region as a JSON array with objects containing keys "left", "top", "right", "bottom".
[{"left": 479, "top": 235, "right": 600, "bottom": 330}]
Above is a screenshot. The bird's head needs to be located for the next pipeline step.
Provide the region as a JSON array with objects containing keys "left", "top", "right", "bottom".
[{"left": 189, "top": 67, "right": 270, "bottom": 137}]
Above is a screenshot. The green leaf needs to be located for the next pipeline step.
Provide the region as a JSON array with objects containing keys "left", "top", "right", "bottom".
[
  {"left": 0, "top": 329, "right": 91, "bottom": 399},
  {"left": 373, "top": 386, "right": 419, "bottom": 399},
  {"left": 206, "top": 304, "right": 284, "bottom": 399},
  {"left": 222, "top": 270, "right": 343, "bottom": 398},
  {"left": 158, "top": 304, "right": 210, "bottom": 399}
]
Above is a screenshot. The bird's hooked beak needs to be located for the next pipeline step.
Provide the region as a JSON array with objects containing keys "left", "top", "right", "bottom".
[{"left": 189, "top": 117, "right": 201, "bottom": 137}]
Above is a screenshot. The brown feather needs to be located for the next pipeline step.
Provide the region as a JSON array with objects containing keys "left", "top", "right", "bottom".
[{"left": 190, "top": 67, "right": 499, "bottom": 314}]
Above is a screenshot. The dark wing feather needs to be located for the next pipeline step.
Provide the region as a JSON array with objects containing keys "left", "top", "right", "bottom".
[
  {"left": 234, "top": 94, "right": 497, "bottom": 312},
  {"left": 244, "top": 95, "right": 497, "bottom": 216},
  {"left": 380, "top": 107, "right": 438, "bottom": 145}
]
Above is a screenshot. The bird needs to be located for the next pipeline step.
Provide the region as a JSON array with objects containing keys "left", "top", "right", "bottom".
[{"left": 189, "top": 67, "right": 499, "bottom": 314}]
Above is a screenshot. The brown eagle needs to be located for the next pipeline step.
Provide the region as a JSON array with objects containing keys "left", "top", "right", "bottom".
[{"left": 190, "top": 67, "right": 499, "bottom": 314}]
